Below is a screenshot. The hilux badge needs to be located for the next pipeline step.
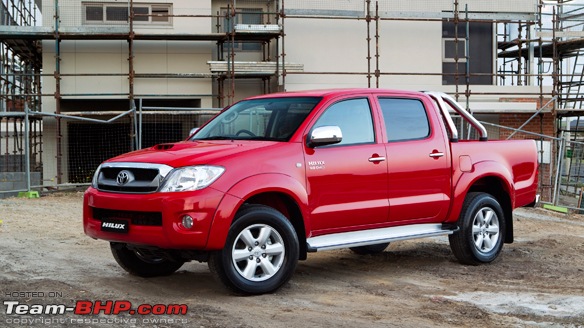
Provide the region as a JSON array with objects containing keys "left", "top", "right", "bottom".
[{"left": 308, "top": 160, "right": 325, "bottom": 170}]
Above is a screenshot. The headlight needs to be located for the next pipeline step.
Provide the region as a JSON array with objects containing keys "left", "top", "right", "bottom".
[
  {"left": 91, "top": 165, "right": 102, "bottom": 188},
  {"left": 159, "top": 166, "right": 225, "bottom": 192}
]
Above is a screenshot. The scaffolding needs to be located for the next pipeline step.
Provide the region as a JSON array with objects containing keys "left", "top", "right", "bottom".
[
  {"left": 0, "top": 1, "right": 574, "bottom": 110},
  {"left": 0, "top": 0, "right": 583, "bottom": 205}
]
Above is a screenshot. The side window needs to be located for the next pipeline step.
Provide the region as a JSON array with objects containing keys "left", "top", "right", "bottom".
[
  {"left": 379, "top": 98, "right": 430, "bottom": 142},
  {"left": 313, "top": 98, "right": 374, "bottom": 146}
]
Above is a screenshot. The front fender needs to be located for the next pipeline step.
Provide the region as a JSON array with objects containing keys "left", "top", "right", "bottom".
[
  {"left": 205, "top": 173, "right": 309, "bottom": 250},
  {"left": 448, "top": 160, "right": 515, "bottom": 223}
]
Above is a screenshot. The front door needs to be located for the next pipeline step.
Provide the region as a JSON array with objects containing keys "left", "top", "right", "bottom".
[{"left": 305, "top": 98, "right": 389, "bottom": 233}]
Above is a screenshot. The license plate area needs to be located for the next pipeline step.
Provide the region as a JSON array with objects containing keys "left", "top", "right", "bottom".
[{"left": 101, "top": 218, "right": 129, "bottom": 233}]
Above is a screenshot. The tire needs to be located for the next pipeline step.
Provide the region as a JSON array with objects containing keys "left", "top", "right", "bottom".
[
  {"left": 110, "top": 243, "right": 184, "bottom": 277},
  {"left": 208, "top": 205, "right": 299, "bottom": 295},
  {"left": 449, "top": 192, "right": 506, "bottom": 265},
  {"left": 350, "top": 242, "right": 390, "bottom": 255}
]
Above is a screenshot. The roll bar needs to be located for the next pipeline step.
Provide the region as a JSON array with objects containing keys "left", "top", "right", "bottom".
[{"left": 423, "top": 91, "right": 488, "bottom": 142}]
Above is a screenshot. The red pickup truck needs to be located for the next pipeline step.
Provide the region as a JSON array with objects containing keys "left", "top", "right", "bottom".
[{"left": 84, "top": 89, "right": 538, "bottom": 295}]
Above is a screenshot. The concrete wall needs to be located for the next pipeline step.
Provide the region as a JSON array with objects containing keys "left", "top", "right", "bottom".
[
  {"left": 282, "top": 18, "right": 443, "bottom": 91},
  {"left": 41, "top": 119, "right": 60, "bottom": 185},
  {"left": 0, "top": 172, "right": 41, "bottom": 199},
  {"left": 43, "top": 0, "right": 213, "bottom": 32},
  {"left": 41, "top": 0, "right": 214, "bottom": 107},
  {"left": 284, "top": 0, "right": 537, "bottom": 15}
]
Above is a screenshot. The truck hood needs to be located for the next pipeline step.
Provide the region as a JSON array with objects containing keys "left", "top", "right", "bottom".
[{"left": 107, "top": 140, "right": 280, "bottom": 168}]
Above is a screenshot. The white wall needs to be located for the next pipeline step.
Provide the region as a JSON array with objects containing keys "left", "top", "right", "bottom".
[
  {"left": 281, "top": 18, "right": 443, "bottom": 91},
  {"left": 132, "top": 40, "right": 214, "bottom": 105},
  {"left": 43, "top": 0, "right": 213, "bottom": 33},
  {"left": 284, "top": 0, "right": 537, "bottom": 15}
]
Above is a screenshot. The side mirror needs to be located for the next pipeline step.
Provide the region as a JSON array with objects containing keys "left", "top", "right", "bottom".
[
  {"left": 189, "top": 127, "right": 199, "bottom": 137},
  {"left": 307, "top": 126, "right": 343, "bottom": 148}
]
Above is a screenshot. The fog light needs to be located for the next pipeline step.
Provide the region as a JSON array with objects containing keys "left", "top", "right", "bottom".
[{"left": 182, "top": 215, "right": 194, "bottom": 229}]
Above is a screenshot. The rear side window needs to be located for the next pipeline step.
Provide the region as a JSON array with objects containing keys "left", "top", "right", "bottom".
[
  {"left": 313, "top": 98, "right": 375, "bottom": 146},
  {"left": 379, "top": 98, "right": 430, "bottom": 142}
]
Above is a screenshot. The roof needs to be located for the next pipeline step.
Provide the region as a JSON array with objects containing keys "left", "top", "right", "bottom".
[{"left": 247, "top": 88, "right": 426, "bottom": 99}]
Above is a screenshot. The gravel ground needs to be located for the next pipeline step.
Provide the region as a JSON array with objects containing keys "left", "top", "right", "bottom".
[{"left": 1, "top": 191, "right": 583, "bottom": 327}]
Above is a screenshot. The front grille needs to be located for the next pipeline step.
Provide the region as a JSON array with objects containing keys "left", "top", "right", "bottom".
[
  {"left": 97, "top": 184, "right": 159, "bottom": 193},
  {"left": 95, "top": 163, "right": 173, "bottom": 193},
  {"left": 101, "top": 167, "right": 159, "bottom": 181},
  {"left": 92, "top": 207, "right": 162, "bottom": 226}
]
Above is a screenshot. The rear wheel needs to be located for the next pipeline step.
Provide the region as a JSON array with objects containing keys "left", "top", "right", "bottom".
[
  {"left": 350, "top": 242, "right": 390, "bottom": 255},
  {"left": 449, "top": 192, "right": 506, "bottom": 265},
  {"left": 208, "top": 205, "right": 299, "bottom": 295},
  {"left": 110, "top": 243, "right": 184, "bottom": 277}
]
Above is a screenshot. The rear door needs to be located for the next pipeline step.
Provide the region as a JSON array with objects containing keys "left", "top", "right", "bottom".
[
  {"left": 305, "top": 97, "right": 389, "bottom": 233},
  {"left": 378, "top": 96, "right": 451, "bottom": 223}
]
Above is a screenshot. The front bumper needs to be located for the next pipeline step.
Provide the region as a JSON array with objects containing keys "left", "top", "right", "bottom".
[{"left": 83, "top": 187, "right": 225, "bottom": 249}]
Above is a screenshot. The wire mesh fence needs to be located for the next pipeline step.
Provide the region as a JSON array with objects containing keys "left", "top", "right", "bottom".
[
  {"left": 0, "top": 113, "right": 42, "bottom": 198},
  {"left": 62, "top": 107, "right": 218, "bottom": 184},
  {"left": 557, "top": 131, "right": 584, "bottom": 212},
  {"left": 0, "top": 106, "right": 220, "bottom": 197},
  {"left": 479, "top": 120, "right": 558, "bottom": 204},
  {"left": 0, "top": 105, "right": 579, "bottom": 214}
]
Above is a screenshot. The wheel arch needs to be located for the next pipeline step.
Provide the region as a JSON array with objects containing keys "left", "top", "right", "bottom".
[
  {"left": 467, "top": 177, "right": 513, "bottom": 243},
  {"left": 450, "top": 162, "right": 515, "bottom": 243},
  {"left": 206, "top": 173, "right": 309, "bottom": 259},
  {"left": 245, "top": 192, "right": 308, "bottom": 260}
]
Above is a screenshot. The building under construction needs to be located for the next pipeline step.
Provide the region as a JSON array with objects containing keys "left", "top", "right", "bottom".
[{"left": 1, "top": 0, "right": 584, "bottom": 208}]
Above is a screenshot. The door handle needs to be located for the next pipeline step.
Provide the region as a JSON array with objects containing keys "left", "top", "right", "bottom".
[
  {"left": 368, "top": 156, "right": 386, "bottom": 162},
  {"left": 429, "top": 152, "right": 444, "bottom": 158}
]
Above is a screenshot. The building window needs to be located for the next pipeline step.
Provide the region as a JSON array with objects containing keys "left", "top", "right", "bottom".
[
  {"left": 85, "top": 6, "right": 103, "bottom": 21},
  {"left": 106, "top": 6, "right": 128, "bottom": 22},
  {"left": 133, "top": 7, "right": 149, "bottom": 22},
  {"left": 151, "top": 6, "right": 170, "bottom": 22},
  {"left": 442, "top": 21, "right": 493, "bottom": 85},
  {"left": 222, "top": 8, "right": 263, "bottom": 51},
  {"left": 83, "top": 3, "right": 172, "bottom": 25},
  {"left": 443, "top": 39, "right": 467, "bottom": 63}
]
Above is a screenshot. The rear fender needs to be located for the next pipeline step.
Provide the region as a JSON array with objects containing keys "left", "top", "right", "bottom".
[
  {"left": 449, "top": 160, "right": 515, "bottom": 223},
  {"left": 205, "top": 174, "right": 309, "bottom": 250}
]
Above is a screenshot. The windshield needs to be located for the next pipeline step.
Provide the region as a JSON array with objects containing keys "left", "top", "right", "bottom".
[{"left": 191, "top": 97, "right": 322, "bottom": 141}]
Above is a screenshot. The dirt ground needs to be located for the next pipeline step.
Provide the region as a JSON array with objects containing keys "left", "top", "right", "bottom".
[{"left": 1, "top": 192, "right": 583, "bottom": 328}]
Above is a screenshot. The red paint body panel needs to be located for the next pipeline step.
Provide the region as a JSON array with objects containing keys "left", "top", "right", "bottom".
[
  {"left": 83, "top": 89, "right": 538, "bottom": 251},
  {"left": 382, "top": 94, "right": 452, "bottom": 224},
  {"left": 448, "top": 139, "right": 539, "bottom": 222},
  {"left": 83, "top": 187, "right": 224, "bottom": 249}
]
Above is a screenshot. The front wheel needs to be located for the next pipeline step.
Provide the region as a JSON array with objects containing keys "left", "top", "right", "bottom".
[
  {"left": 449, "top": 192, "right": 506, "bottom": 265},
  {"left": 110, "top": 243, "right": 184, "bottom": 277},
  {"left": 208, "top": 205, "right": 299, "bottom": 295}
]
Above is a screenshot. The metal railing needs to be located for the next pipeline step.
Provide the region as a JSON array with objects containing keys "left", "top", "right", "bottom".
[
  {"left": 0, "top": 105, "right": 219, "bottom": 198},
  {"left": 0, "top": 105, "right": 578, "bottom": 214}
]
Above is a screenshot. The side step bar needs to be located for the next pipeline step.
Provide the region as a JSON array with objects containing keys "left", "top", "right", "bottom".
[{"left": 306, "top": 224, "right": 458, "bottom": 252}]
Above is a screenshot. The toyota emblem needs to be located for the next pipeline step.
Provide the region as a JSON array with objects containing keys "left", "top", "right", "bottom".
[{"left": 116, "top": 170, "right": 134, "bottom": 185}]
